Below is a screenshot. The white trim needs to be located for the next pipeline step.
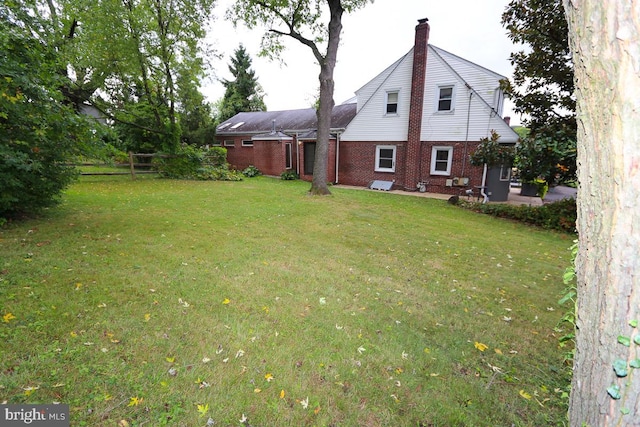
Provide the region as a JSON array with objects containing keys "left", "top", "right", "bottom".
[
  {"left": 375, "top": 145, "right": 396, "bottom": 172},
  {"left": 436, "top": 84, "right": 456, "bottom": 113},
  {"left": 430, "top": 146, "right": 453, "bottom": 175},
  {"left": 499, "top": 165, "right": 511, "bottom": 181},
  {"left": 242, "top": 140, "right": 254, "bottom": 147},
  {"left": 224, "top": 140, "right": 235, "bottom": 147},
  {"left": 285, "top": 143, "right": 292, "bottom": 169},
  {"left": 385, "top": 90, "right": 400, "bottom": 116}
]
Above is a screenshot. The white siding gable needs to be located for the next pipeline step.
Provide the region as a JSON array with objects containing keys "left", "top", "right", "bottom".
[
  {"left": 341, "top": 50, "right": 413, "bottom": 142},
  {"left": 422, "top": 46, "right": 518, "bottom": 143},
  {"left": 342, "top": 45, "right": 519, "bottom": 144}
]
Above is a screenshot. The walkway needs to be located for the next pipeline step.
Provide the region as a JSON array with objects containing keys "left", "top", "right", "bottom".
[{"left": 334, "top": 185, "right": 545, "bottom": 206}]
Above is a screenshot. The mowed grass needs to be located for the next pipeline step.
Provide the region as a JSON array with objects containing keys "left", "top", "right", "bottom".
[{"left": 0, "top": 176, "right": 574, "bottom": 426}]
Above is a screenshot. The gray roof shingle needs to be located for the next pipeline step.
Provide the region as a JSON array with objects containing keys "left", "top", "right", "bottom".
[{"left": 216, "top": 103, "right": 357, "bottom": 135}]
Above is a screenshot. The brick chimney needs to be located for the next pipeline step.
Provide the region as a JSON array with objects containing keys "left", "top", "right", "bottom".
[{"left": 403, "top": 18, "right": 430, "bottom": 191}]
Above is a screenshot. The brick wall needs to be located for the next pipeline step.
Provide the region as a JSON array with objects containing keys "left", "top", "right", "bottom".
[
  {"left": 220, "top": 137, "right": 254, "bottom": 171},
  {"left": 299, "top": 139, "right": 337, "bottom": 183},
  {"left": 338, "top": 140, "right": 484, "bottom": 195}
]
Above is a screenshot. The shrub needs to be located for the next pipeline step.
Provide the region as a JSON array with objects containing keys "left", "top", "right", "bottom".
[
  {"left": 280, "top": 170, "right": 298, "bottom": 180},
  {"left": 153, "top": 145, "right": 237, "bottom": 180},
  {"left": 460, "top": 198, "right": 576, "bottom": 233},
  {"left": 242, "top": 165, "right": 262, "bottom": 178}
]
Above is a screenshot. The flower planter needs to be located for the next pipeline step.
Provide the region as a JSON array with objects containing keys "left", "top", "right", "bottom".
[{"left": 520, "top": 182, "right": 539, "bottom": 197}]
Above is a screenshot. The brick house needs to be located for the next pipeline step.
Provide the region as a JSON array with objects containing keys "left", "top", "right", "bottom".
[{"left": 216, "top": 18, "right": 519, "bottom": 200}]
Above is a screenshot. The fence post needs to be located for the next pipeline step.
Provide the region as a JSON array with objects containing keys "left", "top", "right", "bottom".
[{"left": 128, "top": 152, "right": 136, "bottom": 180}]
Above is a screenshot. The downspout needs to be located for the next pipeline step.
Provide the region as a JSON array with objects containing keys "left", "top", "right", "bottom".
[
  {"left": 480, "top": 163, "right": 489, "bottom": 204},
  {"left": 335, "top": 132, "right": 340, "bottom": 184},
  {"left": 461, "top": 87, "right": 473, "bottom": 177},
  {"left": 295, "top": 132, "right": 300, "bottom": 176}
]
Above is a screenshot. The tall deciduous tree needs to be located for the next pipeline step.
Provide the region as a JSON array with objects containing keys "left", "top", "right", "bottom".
[
  {"left": 502, "top": 0, "right": 577, "bottom": 185},
  {"left": 0, "top": 1, "right": 99, "bottom": 218},
  {"left": 563, "top": 0, "right": 640, "bottom": 425},
  {"left": 41, "top": 0, "right": 215, "bottom": 152},
  {"left": 219, "top": 44, "right": 266, "bottom": 122},
  {"left": 227, "top": 0, "right": 371, "bottom": 195}
]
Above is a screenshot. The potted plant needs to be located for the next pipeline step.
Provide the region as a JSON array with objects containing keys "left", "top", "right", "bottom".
[{"left": 469, "top": 130, "right": 516, "bottom": 169}]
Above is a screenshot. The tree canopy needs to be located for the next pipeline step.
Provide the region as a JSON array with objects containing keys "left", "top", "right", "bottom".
[
  {"left": 502, "top": 0, "right": 577, "bottom": 185},
  {"left": 0, "top": 1, "right": 99, "bottom": 218},
  {"left": 227, "top": 0, "right": 371, "bottom": 195},
  {"left": 218, "top": 44, "right": 267, "bottom": 122}
]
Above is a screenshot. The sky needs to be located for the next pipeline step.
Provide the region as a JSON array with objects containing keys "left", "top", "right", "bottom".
[{"left": 203, "top": 0, "right": 523, "bottom": 125}]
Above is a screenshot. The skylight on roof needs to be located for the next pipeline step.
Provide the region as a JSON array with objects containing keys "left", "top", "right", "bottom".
[
  {"left": 230, "top": 122, "right": 245, "bottom": 129},
  {"left": 218, "top": 123, "right": 231, "bottom": 129}
]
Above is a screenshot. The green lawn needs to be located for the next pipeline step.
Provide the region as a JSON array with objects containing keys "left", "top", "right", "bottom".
[{"left": 0, "top": 176, "right": 574, "bottom": 426}]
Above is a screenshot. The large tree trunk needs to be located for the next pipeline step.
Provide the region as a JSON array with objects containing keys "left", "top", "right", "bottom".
[
  {"left": 564, "top": 1, "right": 640, "bottom": 425},
  {"left": 309, "top": 0, "right": 343, "bottom": 196}
]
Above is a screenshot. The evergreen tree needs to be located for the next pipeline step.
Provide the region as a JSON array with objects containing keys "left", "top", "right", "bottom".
[
  {"left": 502, "top": 0, "right": 576, "bottom": 185},
  {"left": 219, "top": 45, "right": 267, "bottom": 122}
]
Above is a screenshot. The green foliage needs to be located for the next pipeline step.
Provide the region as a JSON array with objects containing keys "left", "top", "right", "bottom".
[
  {"left": 502, "top": 0, "right": 576, "bottom": 185},
  {"left": 242, "top": 165, "right": 262, "bottom": 177},
  {"left": 469, "top": 130, "right": 516, "bottom": 167},
  {"left": 0, "top": 5, "right": 100, "bottom": 219},
  {"left": 460, "top": 198, "right": 577, "bottom": 233},
  {"left": 280, "top": 170, "right": 299, "bottom": 180},
  {"left": 153, "top": 146, "right": 241, "bottom": 181},
  {"left": 514, "top": 134, "right": 576, "bottom": 185},
  {"left": 218, "top": 45, "right": 267, "bottom": 122}
]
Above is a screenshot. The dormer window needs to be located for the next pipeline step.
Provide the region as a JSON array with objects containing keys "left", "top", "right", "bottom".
[
  {"left": 437, "top": 85, "right": 454, "bottom": 112},
  {"left": 386, "top": 91, "right": 399, "bottom": 115}
]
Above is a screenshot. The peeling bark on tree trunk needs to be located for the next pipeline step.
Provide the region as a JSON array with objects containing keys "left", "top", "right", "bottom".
[
  {"left": 309, "top": 0, "right": 343, "bottom": 196},
  {"left": 564, "top": 1, "right": 640, "bottom": 425}
]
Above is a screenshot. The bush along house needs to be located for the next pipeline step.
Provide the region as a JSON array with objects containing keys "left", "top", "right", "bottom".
[{"left": 216, "top": 18, "right": 519, "bottom": 201}]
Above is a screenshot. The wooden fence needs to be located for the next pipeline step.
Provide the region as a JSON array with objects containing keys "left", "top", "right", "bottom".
[{"left": 77, "top": 152, "right": 167, "bottom": 179}]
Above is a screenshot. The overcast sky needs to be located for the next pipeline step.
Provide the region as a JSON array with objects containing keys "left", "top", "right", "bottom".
[{"left": 203, "top": 0, "right": 523, "bottom": 125}]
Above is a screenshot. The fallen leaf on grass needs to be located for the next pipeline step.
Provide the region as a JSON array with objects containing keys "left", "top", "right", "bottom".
[
  {"left": 300, "top": 396, "right": 309, "bottom": 409},
  {"left": 2, "top": 312, "right": 16, "bottom": 323},
  {"left": 196, "top": 403, "right": 209, "bottom": 417},
  {"left": 264, "top": 373, "right": 274, "bottom": 382},
  {"left": 519, "top": 390, "right": 532, "bottom": 400},
  {"left": 474, "top": 342, "right": 488, "bottom": 352},
  {"left": 128, "top": 396, "right": 143, "bottom": 406},
  {"left": 280, "top": 390, "right": 285, "bottom": 399},
  {"left": 222, "top": 298, "right": 230, "bottom": 305}
]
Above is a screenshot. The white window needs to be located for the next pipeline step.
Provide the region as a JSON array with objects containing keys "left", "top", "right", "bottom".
[
  {"left": 500, "top": 165, "right": 511, "bottom": 181},
  {"left": 430, "top": 146, "right": 453, "bottom": 175},
  {"left": 242, "top": 140, "right": 253, "bottom": 147},
  {"left": 375, "top": 145, "right": 396, "bottom": 172},
  {"left": 224, "top": 140, "right": 235, "bottom": 147},
  {"left": 437, "top": 85, "right": 455, "bottom": 112},
  {"left": 385, "top": 91, "right": 399, "bottom": 115}
]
